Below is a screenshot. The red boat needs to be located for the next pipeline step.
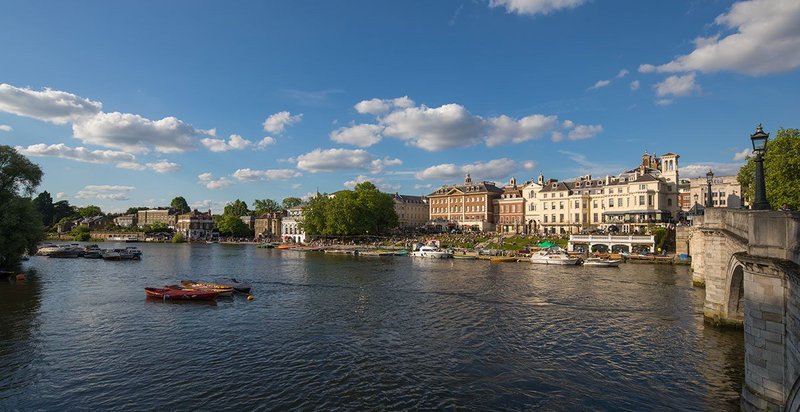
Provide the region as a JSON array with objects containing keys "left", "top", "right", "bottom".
[{"left": 144, "top": 287, "right": 217, "bottom": 301}]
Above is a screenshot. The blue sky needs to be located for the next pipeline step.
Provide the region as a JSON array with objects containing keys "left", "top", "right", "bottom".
[{"left": 1, "top": 0, "right": 799, "bottom": 213}]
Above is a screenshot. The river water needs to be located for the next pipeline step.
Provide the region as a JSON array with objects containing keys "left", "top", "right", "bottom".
[{"left": 1, "top": 243, "right": 743, "bottom": 411}]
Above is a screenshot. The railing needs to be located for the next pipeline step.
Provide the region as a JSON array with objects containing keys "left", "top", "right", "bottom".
[{"left": 569, "top": 235, "right": 654, "bottom": 243}]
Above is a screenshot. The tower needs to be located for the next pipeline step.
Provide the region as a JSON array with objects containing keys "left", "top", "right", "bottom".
[
  {"left": 465, "top": 173, "right": 472, "bottom": 185},
  {"left": 660, "top": 153, "right": 680, "bottom": 184}
]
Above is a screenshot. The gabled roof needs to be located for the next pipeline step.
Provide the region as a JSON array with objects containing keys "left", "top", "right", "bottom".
[{"left": 428, "top": 181, "right": 502, "bottom": 196}]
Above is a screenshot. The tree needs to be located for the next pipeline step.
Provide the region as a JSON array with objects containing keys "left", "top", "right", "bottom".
[
  {"left": 170, "top": 196, "right": 191, "bottom": 214},
  {"left": 282, "top": 197, "right": 302, "bottom": 209},
  {"left": 70, "top": 225, "right": 91, "bottom": 241},
  {"left": 737, "top": 128, "right": 800, "bottom": 210},
  {"left": 253, "top": 199, "right": 281, "bottom": 215},
  {"left": 78, "top": 205, "right": 103, "bottom": 217},
  {"left": 299, "top": 181, "right": 398, "bottom": 237},
  {"left": 125, "top": 206, "right": 149, "bottom": 215},
  {"left": 0, "top": 146, "right": 44, "bottom": 269},
  {"left": 53, "top": 200, "right": 78, "bottom": 223},
  {"left": 216, "top": 199, "right": 252, "bottom": 237},
  {"left": 33, "top": 191, "right": 55, "bottom": 225},
  {"left": 225, "top": 199, "right": 249, "bottom": 217}
]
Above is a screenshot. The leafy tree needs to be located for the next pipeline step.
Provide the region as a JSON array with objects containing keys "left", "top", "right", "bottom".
[
  {"left": 300, "top": 195, "right": 329, "bottom": 236},
  {"left": 142, "top": 222, "right": 171, "bottom": 233},
  {"left": 0, "top": 146, "right": 44, "bottom": 268},
  {"left": 70, "top": 225, "right": 91, "bottom": 241},
  {"left": 171, "top": 232, "right": 186, "bottom": 243},
  {"left": 737, "top": 128, "right": 800, "bottom": 210},
  {"left": 53, "top": 200, "right": 78, "bottom": 223},
  {"left": 78, "top": 205, "right": 103, "bottom": 217},
  {"left": 224, "top": 199, "right": 249, "bottom": 217},
  {"left": 253, "top": 199, "right": 282, "bottom": 215},
  {"left": 125, "top": 206, "right": 149, "bottom": 215},
  {"left": 300, "top": 181, "right": 398, "bottom": 236},
  {"left": 170, "top": 196, "right": 191, "bottom": 214},
  {"left": 33, "top": 191, "right": 55, "bottom": 225},
  {"left": 282, "top": 197, "right": 302, "bottom": 209}
]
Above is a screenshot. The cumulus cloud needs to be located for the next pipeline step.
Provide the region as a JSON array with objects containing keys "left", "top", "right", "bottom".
[
  {"left": 639, "top": 0, "right": 800, "bottom": 75},
  {"left": 201, "top": 134, "right": 274, "bottom": 152},
  {"left": 733, "top": 148, "right": 752, "bottom": 161},
  {"left": 232, "top": 168, "right": 302, "bottom": 181},
  {"left": 72, "top": 111, "right": 202, "bottom": 154},
  {"left": 489, "top": 0, "right": 586, "bottom": 16},
  {"left": 523, "top": 160, "right": 537, "bottom": 170},
  {"left": 616, "top": 69, "right": 629, "bottom": 78},
  {"left": 414, "top": 183, "right": 432, "bottom": 190},
  {"left": 354, "top": 96, "right": 414, "bottom": 115},
  {"left": 0, "top": 124, "right": 12, "bottom": 132},
  {"left": 15, "top": 143, "right": 137, "bottom": 165},
  {"left": 147, "top": 159, "right": 179, "bottom": 173},
  {"left": 345, "top": 97, "right": 599, "bottom": 150},
  {"left": 75, "top": 185, "right": 135, "bottom": 201},
  {"left": 655, "top": 73, "right": 701, "bottom": 97},
  {"left": 56, "top": 192, "right": 66, "bottom": 199},
  {"left": 656, "top": 99, "right": 673, "bottom": 106},
  {"left": 343, "top": 175, "right": 401, "bottom": 191},
  {"left": 263, "top": 111, "right": 302, "bottom": 134},
  {"left": 295, "top": 148, "right": 402, "bottom": 173},
  {"left": 382, "top": 104, "right": 485, "bottom": 151},
  {"left": 485, "top": 114, "right": 558, "bottom": 147},
  {"left": 415, "top": 158, "right": 525, "bottom": 181},
  {"left": 551, "top": 122, "right": 603, "bottom": 141},
  {"left": 630, "top": 80, "right": 640, "bottom": 90},
  {"left": 198, "top": 172, "right": 232, "bottom": 190},
  {"left": 329, "top": 124, "right": 384, "bottom": 147},
  {"left": 681, "top": 162, "right": 745, "bottom": 177},
  {"left": 0, "top": 83, "right": 102, "bottom": 124}
]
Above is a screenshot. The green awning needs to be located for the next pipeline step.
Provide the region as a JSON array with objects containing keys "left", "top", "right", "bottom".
[{"left": 537, "top": 241, "right": 556, "bottom": 248}]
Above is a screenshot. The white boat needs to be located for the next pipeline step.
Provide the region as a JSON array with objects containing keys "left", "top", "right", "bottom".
[
  {"left": 583, "top": 258, "right": 621, "bottom": 267},
  {"left": 411, "top": 245, "right": 453, "bottom": 259},
  {"left": 529, "top": 248, "right": 580, "bottom": 265}
]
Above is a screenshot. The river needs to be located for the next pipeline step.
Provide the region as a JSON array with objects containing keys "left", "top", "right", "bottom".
[{"left": 1, "top": 243, "right": 743, "bottom": 411}]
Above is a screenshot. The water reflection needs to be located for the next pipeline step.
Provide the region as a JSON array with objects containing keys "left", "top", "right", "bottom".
[
  {"left": 0, "top": 244, "right": 744, "bottom": 410},
  {"left": 0, "top": 270, "right": 42, "bottom": 409}
]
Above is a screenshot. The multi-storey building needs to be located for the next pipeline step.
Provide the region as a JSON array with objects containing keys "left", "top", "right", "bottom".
[
  {"left": 427, "top": 174, "right": 503, "bottom": 232},
  {"left": 281, "top": 206, "right": 305, "bottom": 243},
  {"left": 254, "top": 212, "right": 282, "bottom": 240},
  {"left": 493, "top": 177, "right": 525, "bottom": 234},
  {"left": 113, "top": 214, "right": 137, "bottom": 227},
  {"left": 686, "top": 175, "right": 744, "bottom": 209},
  {"left": 391, "top": 193, "right": 428, "bottom": 229},
  {"left": 137, "top": 209, "right": 177, "bottom": 228},
  {"left": 521, "top": 176, "right": 544, "bottom": 234},
  {"left": 176, "top": 209, "right": 214, "bottom": 240}
]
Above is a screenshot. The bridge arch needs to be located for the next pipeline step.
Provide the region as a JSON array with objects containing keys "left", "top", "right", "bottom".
[{"left": 723, "top": 258, "right": 745, "bottom": 325}]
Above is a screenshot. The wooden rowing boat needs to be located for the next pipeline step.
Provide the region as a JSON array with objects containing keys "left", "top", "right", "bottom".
[
  {"left": 180, "top": 281, "right": 234, "bottom": 296},
  {"left": 145, "top": 287, "right": 217, "bottom": 301}
]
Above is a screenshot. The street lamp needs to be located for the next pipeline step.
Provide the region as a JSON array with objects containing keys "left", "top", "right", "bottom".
[
  {"left": 705, "top": 169, "right": 714, "bottom": 208},
  {"left": 750, "top": 124, "right": 770, "bottom": 210}
]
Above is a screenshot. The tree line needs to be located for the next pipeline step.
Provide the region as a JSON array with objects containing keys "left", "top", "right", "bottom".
[{"left": 301, "top": 182, "right": 398, "bottom": 237}]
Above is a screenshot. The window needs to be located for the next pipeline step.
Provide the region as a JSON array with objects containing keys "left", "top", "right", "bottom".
[
  {"left": 574, "top": 213, "right": 580, "bottom": 222},
  {"left": 544, "top": 203, "right": 548, "bottom": 210},
  {"left": 593, "top": 201, "right": 598, "bottom": 208},
  {"left": 640, "top": 184, "right": 646, "bottom": 190},
  {"left": 559, "top": 201, "right": 564, "bottom": 210},
  {"left": 544, "top": 215, "right": 548, "bottom": 223},
  {"left": 648, "top": 195, "right": 653, "bottom": 206},
  {"left": 639, "top": 195, "right": 645, "bottom": 206},
  {"left": 608, "top": 200, "right": 613, "bottom": 208},
  {"left": 618, "top": 198, "right": 623, "bottom": 207},
  {"left": 574, "top": 201, "right": 579, "bottom": 208},
  {"left": 618, "top": 188, "right": 623, "bottom": 194},
  {"left": 559, "top": 214, "right": 564, "bottom": 223},
  {"left": 543, "top": 193, "right": 548, "bottom": 198},
  {"left": 551, "top": 202, "right": 556, "bottom": 209},
  {"left": 593, "top": 213, "right": 598, "bottom": 222},
  {"left": 667, "top": 198, "right": 672, "bottom": 206}
]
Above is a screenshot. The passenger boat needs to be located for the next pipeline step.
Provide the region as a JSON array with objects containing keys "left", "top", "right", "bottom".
[
  {"left": 276, "top": 244, "right": 296, "bottom": 250},
  {"left": 359, "top": 250, "right": 395, "bottom": 257},
  {"left": 102, "top": 247, "right": 142, "bottom": 261},
  {"left": 145, "top": 287, "right": 217, "bottom": 301},
  {"left": 583, "top": 258, "right": 621, "bottom": 267},
  {"left": 82, "top": 244, "right": 104, "bottom": 259},
  {"left": 529, "top": 248, "right": 580, "bottom": 265},
  {"left": 411, "top": 245, "right": 453, "bottom": 259},
  {"left": 48, "top": 246, "right": 82, "bottom": 258},
  {"left": 180, "top": 280, "right": 234, "bottom": 296},
  {"left": 393, "top": 250, "right": 409, "bottom": 256}
]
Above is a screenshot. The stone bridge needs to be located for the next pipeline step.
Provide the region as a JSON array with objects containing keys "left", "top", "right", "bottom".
[{"left": 689, "top": 208, "right": 800, "bottom": 410}]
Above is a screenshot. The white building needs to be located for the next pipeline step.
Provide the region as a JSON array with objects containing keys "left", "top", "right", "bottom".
[{"left": 281, "top": 206, "right": 305, "bottom": 243}]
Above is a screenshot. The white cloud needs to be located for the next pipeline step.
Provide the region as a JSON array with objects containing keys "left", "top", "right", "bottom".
[
  {"left": 415, "top": 158, "right": 522, "bottom": 181},
  {"left": 56, "top": 192, "right": 66, "bottom": 199},
  {"left": 369, "top": 157, "right": 403, "bottom": 174},
  {"left": 147, "top": 160, "right": 179, "bottom": 173},
  {"left": 343, "top": 175, "right": 401, "bottom": 191},
  {"left": 733, "top": 148, "right": 752, "bottom": 161},
  {"left": 681, "top": 162, "right": 744, "bottom": 177},
  {"left": 640, "top": 0, "right": 800, "bottom": 75},
  {"left": 489, "top": 0, "right": 586, "bottom": 16},
  {"left": 630, "top": 80, "right": 640, "bottom": 90},
  {"left": 198, "top": 172, "right": 232, "bottom": 190},
  {"left": 15, "top": 143, "right": 137, "bottom": 165},
  {"left": 201, "top": 134, "right": 272, "bottom": 152},
  {"left": 567, "top": 124, "right": 603, "bottom": 140},
  {"left": 485, "top": 114, "right": 558, "bottom": 147},
  {"left": 72, "top": 111, "right": 201, "bottom": 154},
  {"left": 0, "top": 124, "right": 12, "bottom": 132},
  {"left": 296, "top": 148, "right": 375, "bottom": 173},
  {"left": 562, "top": 120, "right": 574, "bottom": 129},
  {"left": 354, "top": 96, "right": 414, "bottom": 115},
  {"left": 0, "top": 83, "right": 102, "bottom": 124},
  {"left": 588, "top": 79, "right": 611, "bottom": 90},
  {"left": 116, "top": 161, "right": 146, "bottom": 171},
  {"left": 329, "top": 124, "right": 384, "bottom": 147},
  {"left": 75, "top": 185, "right": 135, "bottom": 201},
  {"left": 551, "top": 131, "right": 565, "bottom": 142},
  {"left": 558, "top": 150, "right": 626, "bottom": 176},
  {"left": 523, "top": 160, "right": 537, "bottom": 170},
  {"left": 656, "top": 99, "right": 673, "bottom": 106},
  {"left": 382, "top": 104, "right": 485, "bottom": 151},
  {"left": 616, "top": 69, "right": 629, "bottom": 78},
  {"left": 655, "top": 73, "right": 701, "bottom": 97},
  {"left": 263, "top": 111, "right": 302, "bottom": 134},
  {"left": 414, "top": 183, "right": 432, "bottom": 190},
  {"left": 232, "top": 168, "right": 302, "bottom": 181}
]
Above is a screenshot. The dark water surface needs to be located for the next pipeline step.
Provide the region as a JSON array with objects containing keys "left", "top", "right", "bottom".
[{"left": 1, "top": 243, "right": 743, "bottom": 411}]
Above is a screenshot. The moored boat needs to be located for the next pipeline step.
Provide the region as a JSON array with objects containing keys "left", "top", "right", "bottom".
[
  {"left": 490, "top": 256, "right": 519, "bottom": 263},
  {"left": 411, "top": 245, "right": 452, "bottom": 259},
  {"left": 529, "top": 247, "right": 580, "bottom": 265},
  {"left": 452, "top": 254, "right": 478, "bottom": 260},
  {"left": 180, "top": 280, "right": 234, "bottom": 296},
  {"left": 145, "top": 287, "right": 217, "bottom": 301},
  {"left": 583, "top": 257, "right": 621, "bottom": 267},
  {"left": 218, "top": 278, "right": 252, "bottom": 293}
]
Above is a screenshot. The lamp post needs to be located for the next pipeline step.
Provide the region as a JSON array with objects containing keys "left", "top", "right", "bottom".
[
  {"left": 705, "top": 169, "right": 714, "bottom": 208},
  {"left": 750, "top": 124, "right": 770, "bottom": 210}
]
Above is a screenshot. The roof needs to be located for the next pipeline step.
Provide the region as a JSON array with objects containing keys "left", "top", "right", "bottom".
[
  {"left": 428, "top": 181, "right": 503, "bottom": 197},
  {"left": 392, "top": 193, "right": 425, "bottom": 203}
]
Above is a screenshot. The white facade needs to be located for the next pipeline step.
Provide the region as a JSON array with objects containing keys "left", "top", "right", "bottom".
[{"left": 281, "top": 206, "right": 305, "bottom": 243}]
